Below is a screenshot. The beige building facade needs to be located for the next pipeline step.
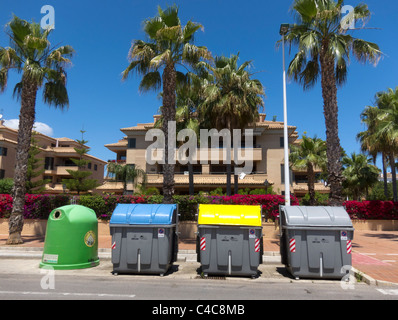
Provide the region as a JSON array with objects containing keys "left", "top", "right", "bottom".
[
  {"left": 0, "top": 120, "right": 106, "bottom": 194},
  {"left": 102, "top": 114, "right": 329, "bottom": 197}
]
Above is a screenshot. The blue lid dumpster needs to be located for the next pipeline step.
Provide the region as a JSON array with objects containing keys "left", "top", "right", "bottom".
[{"left": 109, "top": 203, "right": 178, "bottom": 276}]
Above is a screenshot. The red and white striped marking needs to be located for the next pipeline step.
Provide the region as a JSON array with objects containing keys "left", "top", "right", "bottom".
[
  {"left": 254, "top": 238, "right": 260, "bottom": 252},
  {"left": 111, "top": 241, "right": 116, "bottom": 250},
  {"left": 346, "top": 240, "right": 352, "bottom": 254},
  {"left": 200, "top": 237, "right": 206, "bottom": 251},
  {"left": 289, "top": 238, "right": 296, "bottom": 253}
]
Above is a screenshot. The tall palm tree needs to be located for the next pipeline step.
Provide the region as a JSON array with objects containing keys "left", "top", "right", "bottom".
[
  {"left": 284, "top": 0, "right": 382, "bottom": 205},
  {"left": 199, "top": 53, "right": 265, "bottom": 195},
  {"left": 0, "top": 16, "right": 74, "bottom": 244},
  {"left": 122, "top": 5, "right": 211, "bottom": 203},
  {"left": 374, "top": 87, "right": 398, "bottom": 201},
  {"left": 342, "top": 152, "right": 380, "bottom": 200},
  {"left": 358, "top": 87, "right": 398, "bottom": 201},
  {"left": 106, "top": 162, "right": 147, "bottom": 195},
  {"left": 358, "top": 105, "right": 389, "bottom": 199},
  {"left": 289, "top": 135, "right": 327, "bottom": 205}
]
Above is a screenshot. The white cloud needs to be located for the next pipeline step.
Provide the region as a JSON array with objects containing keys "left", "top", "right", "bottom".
[{"left": 4, "top": 119, "right": 54, "bottom": 137}]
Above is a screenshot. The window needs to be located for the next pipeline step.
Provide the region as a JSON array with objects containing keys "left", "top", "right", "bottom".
[
  {"left": 280, "top": 137, "right": 284, "bottom": 148},
  {"left": 44, "top": 157, "right": 54, "bottom": 170},
  {"left": 0, "top": 147, "right": 7, "bottom": 156},
  {"left": 128, "top": 138, "right": 136, "bottom": 149},
  {"left": 0, "top": 169, "right": 5, "bottom": 179},
  {"left": 94, "top": 164, "right": 98, "bottom": 171},
  {"left": 88, "top": 163, "right": 92, "bottom": 169}
]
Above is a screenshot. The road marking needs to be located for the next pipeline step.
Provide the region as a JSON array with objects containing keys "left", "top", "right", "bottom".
[
  {"left": 377, "top": 289, "right": 398, "bottom": 296},
  {"left": 386, "top": 254, "right": 398, "bottom": 256},
  {"left": 0, "top": 291, "right": 136, "bottom": 298},
  {"left": 381, "top": 260, "right": 396, "bottom": 263}
]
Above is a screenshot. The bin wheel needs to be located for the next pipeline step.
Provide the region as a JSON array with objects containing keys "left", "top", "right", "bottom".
[
  {"left": 160, "top": 273, "right": 164, "bottom": 277},
  {"left": 112, "top": 271, "right": 118, "bottom": 276}
]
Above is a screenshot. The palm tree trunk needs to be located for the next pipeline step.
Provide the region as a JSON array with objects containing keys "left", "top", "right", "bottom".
[
  {"left": 233, "top": 165, "right": 238, "bottom": 195},
  {"left": 389, "top": 153, "right": 397, "bottom": 202},
  {"left": 188, "top": 162, "right": 194, "bottom": 195},
  {"left": 7, "top": 77, "right": 38, "bottom": 244},
  {"left": 382, "top": 152, "right": 388, "bottom": 199},
  {"left": 162, "top": 63, "right": 176, "bottom": 204},
  {"left": 226, "top": 163, "right": 232, "bottom": 196},
  {"left": 320, "top": 42, "right": 343, "bottom": 206},
  {"left": 307, "top": 163, "right": 316, "bottom": 206}
]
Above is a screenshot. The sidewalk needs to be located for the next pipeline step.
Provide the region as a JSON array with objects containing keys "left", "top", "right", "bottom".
[{"left": 0, "top": 230, "right": 397, "bottom": 285}]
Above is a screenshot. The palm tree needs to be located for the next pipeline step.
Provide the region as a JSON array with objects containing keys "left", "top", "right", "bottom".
[
  {"left": 199, "top": 54, "right": 265, "bottom": 195},
  {"left": 358, "top": 87, "right": 398, "bottom": 201},
  {"left": 0, "top": 16, "right": 74, "bottom": 244},
  {"left": 289, "top": 135, "right": 327, "bottom": 205},
  {"left": 122, "top": 5, "right": 211, "bottom": 203},
  {"left": 342, "top": 152, "right": 380, "bottom": 200},
  {"left": 358, "top": 105, "right": 389, "bottom": 199},
  {"left": 106, "top": 162, "right": 147, "bottom": 195},
  {"left": 374, "top": 87, "right": 398, "bottom": 201},
  {"left": 284, "top": 0, "right": 382, "bottom": 206}
]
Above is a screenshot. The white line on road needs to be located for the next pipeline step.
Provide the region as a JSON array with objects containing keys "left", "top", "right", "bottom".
[
  {"left": 377, "top": 289, "right": 398, "bottom": 296},
  {"left": 0, "top": 291, "right": 136, "bottom": 298}
]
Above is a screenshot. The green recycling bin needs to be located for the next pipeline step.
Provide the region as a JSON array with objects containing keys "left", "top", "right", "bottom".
[{"left": 39, "top": 205, "right": 100, "bottom": 270}]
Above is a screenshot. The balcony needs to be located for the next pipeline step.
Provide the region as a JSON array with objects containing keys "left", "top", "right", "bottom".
[
  {"left": 292, "top": 182, "right": 330, "bottom": 194},
  {"left": 145, "top": 147, "right": 263, "bottom": 163},
  {"left": 146, "top": 172, "right": 269, "bottom": 187}
]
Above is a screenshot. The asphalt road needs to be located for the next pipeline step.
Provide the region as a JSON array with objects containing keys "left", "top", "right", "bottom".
[
  {"left": 0, "top": 273, "right": 396, "bottom": 300},
  {"left": 0, "top": 259, "right": 397, "bottom": 301}
]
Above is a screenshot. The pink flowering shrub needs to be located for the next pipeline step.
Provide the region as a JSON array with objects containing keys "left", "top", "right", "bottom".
[
  {"left": 1, "top": 194, "right": 397, "bottom": 221},
  {"left": 0, "top": 194, "right": 70, "bottom": 219},
  {"left": 344, "top": 200, "right": 398, "bottom": 220}
]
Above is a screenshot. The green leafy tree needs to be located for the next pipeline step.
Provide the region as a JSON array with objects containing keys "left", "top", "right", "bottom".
[
  {"left": 106, "top": 162, "right": 146, "bottom": 195},
  {"left": 62, "top": 131, "right": 99, "bottom": 195},
  {"left": 0, "top": 178, "right": 14, "bottom": 194},
  {"left": 122, "top": 5, "right": 211, "bottom": 203},
  {"left": 289, "top": 135, "right": 327, "bottom": 205},
  {"left": 26, "top": 132, "right": 49, "bottom": 193},
  {"left": 283, "top": 0, "right": 382, "bottom": 205},
  {"left": 342, "top": 152, "right": 380, "bottom": 200},
  {"left": 0, "top": 16, "right": 74, "bottom": 244}
]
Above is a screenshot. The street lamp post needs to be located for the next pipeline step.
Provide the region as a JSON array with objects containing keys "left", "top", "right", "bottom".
[{"left": 280, "top": 23, "right": 290, "bottom": 206}]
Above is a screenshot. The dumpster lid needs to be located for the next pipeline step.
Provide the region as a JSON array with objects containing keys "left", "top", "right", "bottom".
[
  {"left": 280, "top": 206, "right": 353, "bottom": 228},
  {"left": 110, "top": 204, "right": 177, "bottom": 225},
  {"left": 198, "top": 204, "right": 262, "bottom": 227}
]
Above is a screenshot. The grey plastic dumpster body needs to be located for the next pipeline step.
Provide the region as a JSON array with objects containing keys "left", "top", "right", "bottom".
[
  {"left": 279, "top": 206, "right": 354, "bottom": 280},
  {"left": 196, "top": 204, "right": 263, "bottom": 278},
  {"left": 109, "top": 204, "right": 178, "bottom": 276}
]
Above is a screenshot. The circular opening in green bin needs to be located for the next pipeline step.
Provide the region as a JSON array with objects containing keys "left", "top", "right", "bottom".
[{"left": 53, "top": 211, "right": 61, "bottom": 219}]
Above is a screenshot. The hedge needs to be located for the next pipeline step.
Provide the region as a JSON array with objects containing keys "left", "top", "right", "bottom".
[{"left": 1, "top": 194, "right": 397, "bottom": 221}]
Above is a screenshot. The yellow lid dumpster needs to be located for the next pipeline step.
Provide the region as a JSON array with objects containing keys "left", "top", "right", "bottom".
[
  {"left": 198, "top": 204, "right": 262, "bottom": 227},
  {"left": 196, "top": 204, "right": 263, "bottom": 278}
]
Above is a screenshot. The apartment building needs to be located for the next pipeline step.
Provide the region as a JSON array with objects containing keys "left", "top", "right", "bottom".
[
  {"left": 101, "top": 114, "right": 329, "bottom": 197},
  {"left": 0, "top": 120, "right": 106, "bottom": 193}
]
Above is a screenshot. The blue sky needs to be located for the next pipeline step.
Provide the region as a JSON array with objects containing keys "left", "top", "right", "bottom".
[{"left": 0, "top": 0, "right": 397, "bottom": 169}]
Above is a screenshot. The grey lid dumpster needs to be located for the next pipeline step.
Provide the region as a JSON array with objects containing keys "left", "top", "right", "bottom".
[
  {"left": 109, "top": 203, "right": 178, "bottom": 276},
  {"left": 279, "top": 206, "right": 354, "bottom": 280},
  {"left": 196, "top": 204, "right": 263, "bottom": 278}
]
